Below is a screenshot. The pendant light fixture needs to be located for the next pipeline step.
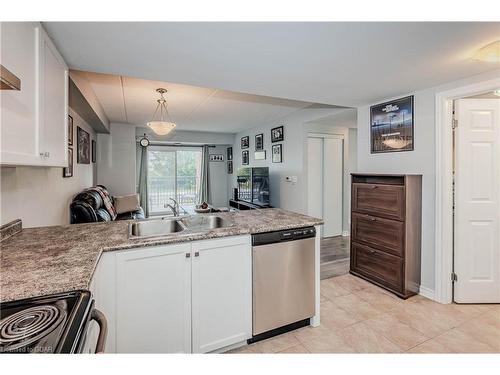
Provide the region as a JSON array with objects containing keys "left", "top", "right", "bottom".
[{"left": 147, "top": 88, "right": 176, "bottom": 135}]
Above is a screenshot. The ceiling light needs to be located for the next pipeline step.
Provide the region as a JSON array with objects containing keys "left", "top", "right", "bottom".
[
  {"left": 147, "top": 88, "right": 176, "bottom": 136},
  {"left": 473, "top": 40, "right": 500, "bottom": 63},
  {"left": 494, "top": 89, "right": 500, "bottom": 97}
]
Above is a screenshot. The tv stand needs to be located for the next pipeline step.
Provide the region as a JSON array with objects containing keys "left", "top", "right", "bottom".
[{"left": 229, "top": 199, "right": 271, "bottom": 210}]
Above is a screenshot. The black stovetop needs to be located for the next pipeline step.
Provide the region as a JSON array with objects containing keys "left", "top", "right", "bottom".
[{"left": 0, "top": 291, "right": 92, "bottom": 354}]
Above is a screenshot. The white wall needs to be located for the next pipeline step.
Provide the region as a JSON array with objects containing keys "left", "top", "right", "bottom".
[
  {"left": 97, "top": 123, "right": 137, "bottom": 196},
  {"left": 356, "top": 69, "right": 500, "bottom": 292},
  {"left": 136, "top": 128, "right": 235, "bottom": 145},
  {"left": 229, "top": 107, "right": 349, "bottom": 212},
  {"left": 208, "top": 145, "right": 230, "bottom": 207},
  {"left": 0, "top": 108, "right": 96, "bottom": 227}
]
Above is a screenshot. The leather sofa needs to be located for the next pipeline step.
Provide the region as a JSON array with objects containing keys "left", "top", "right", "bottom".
[{"left": 70, "top": 185, "right": 145, "bottom": 224}]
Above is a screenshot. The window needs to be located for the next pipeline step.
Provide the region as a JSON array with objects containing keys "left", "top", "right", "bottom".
[{"left": 147, "top": 146, "right": 202, "bottom": 215}]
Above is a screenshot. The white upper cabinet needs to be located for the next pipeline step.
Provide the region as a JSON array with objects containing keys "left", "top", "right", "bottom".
[
  {"left": 0, "top": 22, "right": 68, "bottom": 167},
  {"left": 38, "top": 26, "right": 68, "bottom": 166}
]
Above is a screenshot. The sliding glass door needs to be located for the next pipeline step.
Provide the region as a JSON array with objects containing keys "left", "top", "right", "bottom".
[{"left": 147, "top": 146, "right": 203, "bottom": 215}]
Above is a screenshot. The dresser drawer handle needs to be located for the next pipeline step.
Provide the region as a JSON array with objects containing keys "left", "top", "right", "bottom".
[
  {"left": 371, "top": 186, "right": 378, "bottom": 189},
  {"left": 370, "top": 217, "right": 377, "bottom": 221},
  {"left": 369, "top": 249, "right": 377, "bottom": 255}
]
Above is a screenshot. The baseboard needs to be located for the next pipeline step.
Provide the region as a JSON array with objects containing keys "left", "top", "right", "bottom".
[
  {"left": 342, "top": 231, "right": 350, "bottom": 237},
  {"left": 419, "top": 286, "right": 436, "bottom": 301}
]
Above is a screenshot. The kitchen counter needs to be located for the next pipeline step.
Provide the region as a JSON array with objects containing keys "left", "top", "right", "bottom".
[{"left": 0, "top": 208, "right": 322, "bottom": 302}]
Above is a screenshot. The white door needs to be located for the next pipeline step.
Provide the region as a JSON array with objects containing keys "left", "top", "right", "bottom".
[
  {"left": 191, "top": 236, "right": 252, "bottom": 353},
  {"left": 307, "top": 136, "right": 343, "bottom": 238},
  {"left": 454, "top": 98, "right": 500, "bottom": 303},
  {"left": 115, "top": 244, "right": 192, "bottom": 353},
  {"left": 323, "top": 138, "right": 343, "bottom": 237}
]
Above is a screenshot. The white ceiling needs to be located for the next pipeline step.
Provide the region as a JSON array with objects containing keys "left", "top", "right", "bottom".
[
  {"left": 74, "top": 70, "right": 341, "bottom": 133},
  {"left": 44, "top": 22, "right": 500, "bottom": 107}
]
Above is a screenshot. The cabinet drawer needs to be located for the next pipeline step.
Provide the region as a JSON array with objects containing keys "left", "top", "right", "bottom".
[
  {"left": 351, "top": 212, "right": 404, "bottom": 256},
  {"left": 352, "top": 183, "right": 405, "bottom": 220},
  {"left": 351, "top": 242, "right": 403, "bottom": 292}
]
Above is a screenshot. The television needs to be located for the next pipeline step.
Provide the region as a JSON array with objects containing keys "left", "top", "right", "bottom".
[{"left": 236, "top": 167, "right": 270, "bottom": 207}]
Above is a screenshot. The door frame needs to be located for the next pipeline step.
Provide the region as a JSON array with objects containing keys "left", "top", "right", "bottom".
[
  {"left": 307, "top": 132, "right": 345, "bottom": 238},
  {"left": 435, "top": 76, "right": 500, "bottom": 304}
]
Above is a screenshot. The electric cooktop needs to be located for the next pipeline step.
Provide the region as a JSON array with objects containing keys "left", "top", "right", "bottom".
[{"left": 0, "top": 291, "right": 93, "bottom": 354}]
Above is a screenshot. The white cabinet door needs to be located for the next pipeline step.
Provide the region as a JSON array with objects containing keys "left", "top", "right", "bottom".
[
  {"left": 0, "top": 22, "right": 40, "bottom": 165},
  {"left": 90, "top": 252, "right": 117, "bottom": 353},
  {"left": 192, "top": 236, "right": 252, "bottom": 353},
  {"left": 38, "top": 26, "right": 68, "bottom": 167},
  {"left": 115, "top": 244, "right": 192, "bottom": 353}
]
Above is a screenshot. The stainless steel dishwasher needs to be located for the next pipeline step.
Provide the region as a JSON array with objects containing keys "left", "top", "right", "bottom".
[{"left": 250, "top": 226, "right": 316, "bottom": 341}]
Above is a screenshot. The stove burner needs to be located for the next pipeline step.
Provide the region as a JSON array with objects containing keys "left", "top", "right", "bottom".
[{"left": 0, "top": 305, "right": 66, "bottom": 351}]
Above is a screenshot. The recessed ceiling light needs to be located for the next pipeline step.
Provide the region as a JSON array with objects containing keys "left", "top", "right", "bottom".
[{"left": 473, "top": 40, "right": 500, "bottom": 62}]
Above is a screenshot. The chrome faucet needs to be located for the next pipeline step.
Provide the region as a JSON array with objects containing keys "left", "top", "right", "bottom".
[{"left": 164, "top": 198, "right": 187, "bottom": 216}]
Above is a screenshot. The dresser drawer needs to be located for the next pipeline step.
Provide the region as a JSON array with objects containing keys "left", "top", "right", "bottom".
[
  {"left": 351, "top": 212, "right": 404, "bottom": 256},
  {"left": 352, "top": 183, "right": 405, "bottom": 220},
  {"left": 351, "top": 242, "right": 403, "bottom": 293}
]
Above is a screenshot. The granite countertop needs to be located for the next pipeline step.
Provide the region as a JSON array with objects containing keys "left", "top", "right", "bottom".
[{"left": 0, "top": 209, "right": 322, "bottom": 302}]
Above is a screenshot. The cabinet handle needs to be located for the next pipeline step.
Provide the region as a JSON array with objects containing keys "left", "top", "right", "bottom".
[
  {"left": 185, "top": 253, "right": 191, "bottom": 258},
  {"left": 370, "top": 217, "right": 376, "bottom": 221},
  {"left": 39, "top": 152, "right": 50, "bottom": 158},
  {"left": 371, "top": 185, "right": 378, "bottom": 189},
  {"left": 194, "top": 252, "right": 200, "bottom": 257}
]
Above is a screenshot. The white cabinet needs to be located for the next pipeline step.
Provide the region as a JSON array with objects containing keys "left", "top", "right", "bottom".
[
  {"left": 89, "top": 237, "right": 252, "bottom": 353},
  {"left": 38, "top": 27, "right": 68, "bottom": 166},
  {"left": 0, "top": 22, "right": 67, "bottom": 167},
  {"left": 89, "top": 252, "right": 117, "bottom": 353},
  {"left": 192, "top": 236, "right": 252, "bottom": 353},
  {"left": 115, "top": 244, "right": 192, "bottom": 353}
]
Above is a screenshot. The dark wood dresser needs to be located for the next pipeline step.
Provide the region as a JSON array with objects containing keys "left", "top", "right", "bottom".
[{"left": 349, "top": 174, "right": 422, "bottom": 299}]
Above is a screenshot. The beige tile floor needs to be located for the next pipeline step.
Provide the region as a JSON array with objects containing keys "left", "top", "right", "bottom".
[{"left": 229, "top": 274, "right": 500, "bottom": 354}]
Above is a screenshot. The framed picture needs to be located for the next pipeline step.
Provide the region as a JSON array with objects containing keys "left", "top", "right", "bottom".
[
  {"left": 370, "top": 95, "right": 414, "bottom": 153},
  {"left": 254, "top": 150, "right": 266, "bottom": 160},
  {"left": 68, "top": 115, "right": 73, "bottom": 146},
  {"left": 255, "top": 133, "right": 264, "bottom": 150},
  {"left": 227, "top": 146, "right": 233, "bottom": 161},
  {"left": 77, "top": 126, "right": 90, "bottom": 164},
  {"left": 271, "top": 125, "right": 284, "bottom": 143},
  {"left": 91, "top": 140, "right": 96, "bottom": 163},
  {"left": 63, "top": 148, "right": 73, "bottom": 178},
  {"left": 209, "top": 154, "right": 224, "bottom": 162},
  {"left": 242, "top": 150, "right": 249, "bottom": 165},
  {"left": 241, "top": 136, "right": 249, "bottom": 149},
  {"left": 272, "top": 144, "right": 282, "bottom": 163},
  {"left": 227, "top": 161, "right": 233, "bottom": 174}
]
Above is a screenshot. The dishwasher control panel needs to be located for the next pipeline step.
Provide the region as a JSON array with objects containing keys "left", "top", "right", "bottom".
[{"left": 252, "top": 226, "right": 316, "bottom": 246}]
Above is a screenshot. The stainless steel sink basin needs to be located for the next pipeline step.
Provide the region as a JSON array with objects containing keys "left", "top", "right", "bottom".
[
  {"left": 181, "top": 215, "right": 233, "bottom": 231},
  {"left": 129, "top": 219, "right": 185, "bottom": 239}
]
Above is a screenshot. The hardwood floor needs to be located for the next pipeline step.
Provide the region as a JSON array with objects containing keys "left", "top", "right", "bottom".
[
  {"left": 229, "top": 274, "right": 500, "bottom": 353},
  {"left": 321, "top": 236, "right": 350, "bottom": 280}
]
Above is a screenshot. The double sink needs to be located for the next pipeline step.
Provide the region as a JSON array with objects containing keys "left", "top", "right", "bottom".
[{"left": 129, "top": 215, "right": 233, "bottom": 239}]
